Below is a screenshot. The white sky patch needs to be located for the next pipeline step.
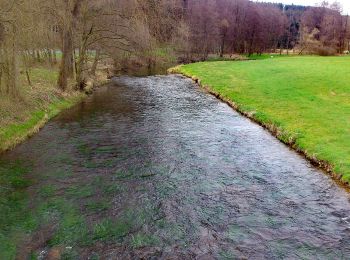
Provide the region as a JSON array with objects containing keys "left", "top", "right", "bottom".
[{"left": 256, "top": 0, "right": 350, "bottom": 15}]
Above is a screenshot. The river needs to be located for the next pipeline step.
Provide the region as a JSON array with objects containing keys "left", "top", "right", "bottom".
[{"left": 1, "top": 75, "right": 350, "bottom": 259}]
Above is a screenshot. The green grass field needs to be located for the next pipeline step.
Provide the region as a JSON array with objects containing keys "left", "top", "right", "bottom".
[{"left": 177, "top": 56, "right": 350, "bottom": 182}]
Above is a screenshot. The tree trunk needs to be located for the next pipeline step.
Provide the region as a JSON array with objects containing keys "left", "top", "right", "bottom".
[
  {"left": 76, "top": 46, "right": 87, "bottom": 90},
  {"left": 8, "top": 34, "right": 20, "bottom": 98},
  {"left": 47, "top": 49, "right": 53, "bottom": 65},
  {"left": 26, "top": 70, "right": 32, "bottom": 87},
  {"left": 31, "top": 49, "right": 36, "bottom": 60},
  {"left": 22, "top": 51, "right": 32, "bottom": 87},
  {"left": 57, "top": 29, "right": 74, "bottom": 91},
  {"left": 286, "top": 31, "right": 290, "bottom": 55},
  {"left": 36, "top": 50, "right": 41, "bottom": 62},
  {"left": 57, "top": 0, "right": 84, "bottom": 91},
  {"left": 90, "top": 49, "right": 100, "bottom": 76},
  {"left": 220, "top": 36, "right": 225, "bottom": 58},
  {"left": 53, "top": 49, "right": 57, "bottom": 64},
  {"left": 74, "top": 48, "right": 78, "bottom": 76}
]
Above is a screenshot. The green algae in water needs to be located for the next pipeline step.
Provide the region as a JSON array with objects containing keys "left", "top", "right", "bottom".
[
  {"left": 218, "top": 250, "right": 238, "bottom": 260},
  {"left": 60, "top": 248, "right": 80, "bottom": 260},
  {"left": 85, "top": 200, "right": 111, "bottom": 213},
  {"left": 38, "top": 185, "right": 58, "bottom": 198},
  {"left": 0, "top": 160, "right": 38, "bottom": 259},
  {"left": 93, "top": 218, "right": 131, "bottom": 242},
  {"left": 65, "top": 185, "right": 95, "bottom": 199},
  {"left": 130, "top": 233, "right": 160, "bottom": 248},
  {"left": 102, "top": 182, "right": 125, "bottom": 195},
  {"left": 47, "top": 199, "right": 92, "bottom": 247}
]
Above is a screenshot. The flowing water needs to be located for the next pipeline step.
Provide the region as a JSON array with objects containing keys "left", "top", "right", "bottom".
[{"left": 1, "top": 75, "right": 350, "bottom": 259}]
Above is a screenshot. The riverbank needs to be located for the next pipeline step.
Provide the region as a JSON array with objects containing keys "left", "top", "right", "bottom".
[
  {"left": 169, "top": 56, "right": 350, "bottom": 185},
  {"left": 0, "top": 66, "right": 109, "bottom": 153}
]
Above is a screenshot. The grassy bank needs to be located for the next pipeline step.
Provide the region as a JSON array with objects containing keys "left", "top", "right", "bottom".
[
  {"left": 172, "top": 56, "right": 350, "bottom": 183},
  {"left": 0, "top": 66, "right": 109, "bottom": 153},
  {"left": 0, "top": 93, "right": 85, "bottom": 152}
]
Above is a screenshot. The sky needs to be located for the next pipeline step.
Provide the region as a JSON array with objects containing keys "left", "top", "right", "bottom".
[{"left": 262, "top": 0, "right": 350, "bottom": 14}]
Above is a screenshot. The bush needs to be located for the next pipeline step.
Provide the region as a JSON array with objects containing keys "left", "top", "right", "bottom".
[{"left": 315, "top": 46, "right": 337, "bottom": 56}]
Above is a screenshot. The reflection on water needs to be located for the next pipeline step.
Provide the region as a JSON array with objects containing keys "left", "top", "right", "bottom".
[
  {"left": 118, "top": 63, "right": 173, "bottom": 77},
  {"left": 2, "top": 75, "right": 350, "bottom": 259}
]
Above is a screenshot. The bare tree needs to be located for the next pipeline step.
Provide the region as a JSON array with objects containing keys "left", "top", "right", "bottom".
[{"left": 300, "top": 1, "right": 344, "bottom": 55}]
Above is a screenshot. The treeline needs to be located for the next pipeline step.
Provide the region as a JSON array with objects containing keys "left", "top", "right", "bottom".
[
  {"left": 0, "top": 0, "right": 139, "bottom": 97},
  {"left": 180, "top": 0, "right": 349, "bottom": 59},
  {"left": 0, "top": 0, "right": 348, "bottom": 99},
  {"left": 299, "top": 2, "right": 349, "bottom": 55}
]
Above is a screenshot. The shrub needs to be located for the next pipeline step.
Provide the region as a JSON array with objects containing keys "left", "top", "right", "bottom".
[{"left": 315, "top": 46, "right": 337, "bottom": 56}]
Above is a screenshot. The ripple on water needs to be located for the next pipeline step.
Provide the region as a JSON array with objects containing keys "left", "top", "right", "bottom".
[{"left": 1, "top": 75, "right": 350, "bottom": 258}]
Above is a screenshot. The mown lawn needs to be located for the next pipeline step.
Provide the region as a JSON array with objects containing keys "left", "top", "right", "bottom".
[{"left": 178, "top": 56, "right": 350, "bottom": 182}]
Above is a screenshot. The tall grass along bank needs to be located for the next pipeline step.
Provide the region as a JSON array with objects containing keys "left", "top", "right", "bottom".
[
  {"left": 170, "top": 56, "right": 350, "bottom": 184},
  {"left": 0, "top": 66, "right": 108, "bottom": 153}
]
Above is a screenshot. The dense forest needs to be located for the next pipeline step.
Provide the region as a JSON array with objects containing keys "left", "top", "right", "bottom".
[{"left": 0, "top": 0, "right": 348, "bottom": 98}]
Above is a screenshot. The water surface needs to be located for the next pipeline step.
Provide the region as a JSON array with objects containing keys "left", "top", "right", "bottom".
[{"left": 2, "top": 75, "right": 350, "bottom": 259}]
